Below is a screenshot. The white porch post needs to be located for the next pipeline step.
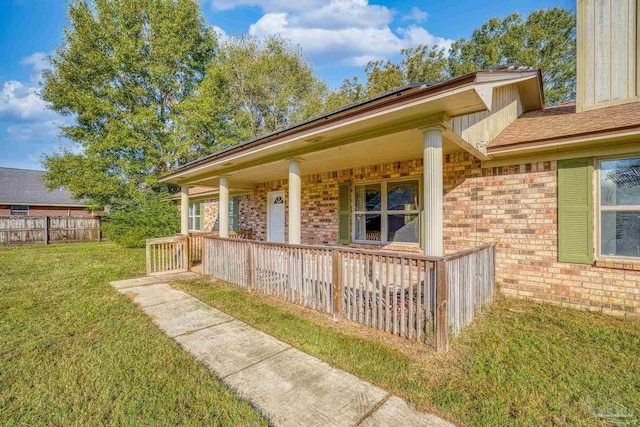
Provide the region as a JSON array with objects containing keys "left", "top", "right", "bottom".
[
  {"left": 219, "top": 176, "right": 230, "bottom": 238},
  {"left": 423, "top": 126, "right": 444, "bottom": 257},
  {"left": 180, "top": 185, "right": 189, "bottom": 235},
  {"left": 288, "top": 158, "right": 301, "bottom": 244}
]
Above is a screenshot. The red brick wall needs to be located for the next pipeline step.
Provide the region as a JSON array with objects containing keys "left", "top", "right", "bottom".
[
  {"left": 443, "top": 153, "right": 640, "bottom": 316},
  {"left": 0, "top": 205, "right": 92, "bottom": 217},
  {"left": 205, "top": 154, "right": 640, "bottom": 316}
]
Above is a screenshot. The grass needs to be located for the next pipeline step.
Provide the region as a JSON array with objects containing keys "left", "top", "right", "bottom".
[
  {"left": 0, "top": 242, "right": 266, "bottom": 426},
  {"left": 175, "top": 277, "right": 640, "bottom": 427}
]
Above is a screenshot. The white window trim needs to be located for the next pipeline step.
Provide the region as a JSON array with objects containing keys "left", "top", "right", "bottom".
[
  {"left": 595, "top": 154, "right": 640, "bottom": 261},
  {"left": 351, "top": 177, "right": 421, "bottom": 246},
  {"left": 188, "top": 201, "right": 202, "bottom": 231}
]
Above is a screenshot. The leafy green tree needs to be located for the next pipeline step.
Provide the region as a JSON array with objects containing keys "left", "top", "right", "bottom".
[
  {"left": 199, "top": 35, "right": 329, "bottom": 142},
  {"left": 324, "top": 76, "right": 366, "bottom": 112},
  {"left": 449, "top": 7, "right": 576, "bottom": 104},
  {"left": 101, "top": 192, "right": 180, "bottom": 247},
  {"left": 41, "top": 0, "right": 219, "bottom": 210},
  {"left": 334, "top": 7, "right": 575, "bottom": 106}
]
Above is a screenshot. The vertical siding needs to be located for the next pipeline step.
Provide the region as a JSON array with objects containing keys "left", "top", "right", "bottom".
[{"left": 578, "top": 0, "right": 639, "bottom": 110}]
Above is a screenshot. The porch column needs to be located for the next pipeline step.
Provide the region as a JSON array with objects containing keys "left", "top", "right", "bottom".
[
  {"left": 219, "top": 176, "right": 229, "bottom": 238},
  {"left": 288, "top": 158, "right": 301, "bottom": 244},
  {"left": 423, "top": 126, "right": 444, "bottom": 257},
  {"left": 180, "top": 185, "right": 189, "bottom": 235}
]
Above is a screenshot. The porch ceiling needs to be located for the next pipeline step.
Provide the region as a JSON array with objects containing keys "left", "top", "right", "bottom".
[{"left": 188, "top": 128, "right": 461, "bottom": 188}]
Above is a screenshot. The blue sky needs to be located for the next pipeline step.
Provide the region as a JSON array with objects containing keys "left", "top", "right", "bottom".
[{"left": 0, "top": 0, "right": 572, "bottom": 170}]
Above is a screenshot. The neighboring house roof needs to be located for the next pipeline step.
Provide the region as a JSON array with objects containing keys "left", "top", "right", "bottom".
[
  {"left": 489, "top": 101, "right": 640, "bottom": 151},
  {"left": 0, "top": 167, "right": 85, "bottom": 207}
]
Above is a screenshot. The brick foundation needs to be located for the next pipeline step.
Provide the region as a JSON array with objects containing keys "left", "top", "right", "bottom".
[{"left": 201, "top": 154, "right": 640, "bottom": 316}]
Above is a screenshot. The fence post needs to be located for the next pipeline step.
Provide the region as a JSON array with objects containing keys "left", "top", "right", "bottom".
[
  {"left": 332, "top": 249, "right": 342, "bottom": 321},
  {"left": 435, "top": 259, "right": 449, "bottom": 353},
  {"left": 186, "top": 234, "right": 191, "bottom": 270},
  {"left": 182, "top": 236, "right": 189, "bottom": 272},
  {"left": 44, "top": 216, "right": 49, "bottom": 245},
  {"left": 145, "top": 239, "right": 151, "bottom": 275},
  {"left": 247, "top": 243, "right": 254, "bottom": 291}
]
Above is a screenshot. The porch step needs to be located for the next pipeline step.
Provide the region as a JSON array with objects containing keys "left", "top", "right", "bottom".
[{"left": 110, "top": 277, "right": 455, "bottom": 427}]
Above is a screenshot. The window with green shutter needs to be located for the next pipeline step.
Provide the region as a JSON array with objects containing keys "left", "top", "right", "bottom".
[
  {"left": 338, "top": 182, "right": 351, "bottom": 244},
  {"left": 558, "top": 158, "right": 594, "bottom": 264}
]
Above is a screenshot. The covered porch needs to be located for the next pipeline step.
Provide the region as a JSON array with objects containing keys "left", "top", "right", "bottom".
[{"left": 151, "top": 70, "right": 544, "bottom": 350}]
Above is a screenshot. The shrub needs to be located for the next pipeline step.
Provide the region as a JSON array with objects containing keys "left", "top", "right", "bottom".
[{"left": 102, "top": 193, "right": 180, "bottom": 248}]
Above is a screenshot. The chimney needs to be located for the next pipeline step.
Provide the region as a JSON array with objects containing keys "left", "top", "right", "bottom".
[{"left": 576, "top": 0, "right": 639, "bottom": 112}]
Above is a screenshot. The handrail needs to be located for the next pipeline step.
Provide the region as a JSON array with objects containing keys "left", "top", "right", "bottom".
[
  {"left": 203, "top": 235, "right": 446, "bottom": 263},
  {"left": 441, "top": 242, "right": 496, "bottom": 261},
  {"left": 197, "top": 236, "right": 496, "bottom": 352}
]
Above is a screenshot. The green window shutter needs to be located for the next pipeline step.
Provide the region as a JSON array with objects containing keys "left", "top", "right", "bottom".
[
  {"left": 338, "top": 182, "right": 351, "bottom": 244},
  {"left": 558, "top": 158, "right": 594, "bottom": 264},
  {"left": 232, "top": 197, "right": 239, "bottom": 231}
]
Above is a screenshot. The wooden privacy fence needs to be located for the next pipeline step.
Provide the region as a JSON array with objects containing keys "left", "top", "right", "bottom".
[
  {"left": 202, "top": 236, "right": 496, "bottom": 352},
  {"left": 0, "top": 216, "right": 101, "bottom": 245}
]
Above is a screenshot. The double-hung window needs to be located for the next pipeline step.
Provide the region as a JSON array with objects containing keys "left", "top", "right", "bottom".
[
  {"left": 353, "top": 179, "right": 420, "bottom": 244},
  {"left": 598, "top": 156, "right": 640, "bottom": 259},
  {"left": 188, "top": 201, "right": 202, "bottom": 231}
]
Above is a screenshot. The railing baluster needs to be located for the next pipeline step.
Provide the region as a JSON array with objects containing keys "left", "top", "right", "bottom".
[{"left": 190, "top": 237, "right": 495, "bottom": 351}]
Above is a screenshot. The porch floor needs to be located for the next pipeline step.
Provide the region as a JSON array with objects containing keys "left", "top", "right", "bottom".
[{"left": 111, "top": 273, "right": 454, "bottom": 427}]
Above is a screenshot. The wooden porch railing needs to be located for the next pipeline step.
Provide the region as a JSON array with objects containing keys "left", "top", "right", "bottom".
[
  {"left": 145, "top": 230, "right": 254, "bottom": 275},
  {"left": 201, "top": 236, "right": 496, "bottom": 352},
  {"left": 146, "top": 236, "right": 188, "bottom": 275},
  {"left": 187, "top": 230, "right": 253, "bottom": 265}
]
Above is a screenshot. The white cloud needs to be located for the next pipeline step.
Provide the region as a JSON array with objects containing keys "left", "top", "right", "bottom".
[
  {"left": 20, "top": 52, "right": 49, "bottom": 82},
  {"left": 401, "top": 7, "right": 428, "bottom": 23},
  {"left": 211, "top": 0, "right": 318, "bottom": 12},
  {"left": 212, "top": 25, "right": 227, "bottom": 39},
  {"left": 219, "top": 0, "right": 453, "bottom": 66},
  {"left": 0, "top": 80, "right": 56, "bottom": 122},
  {"left": 0, "top": 52, "right": 70, "bottom": 167}
]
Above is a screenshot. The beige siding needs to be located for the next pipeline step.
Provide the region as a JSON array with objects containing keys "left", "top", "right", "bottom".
[
  {"left": 451, "top": 84, "right": 522, "bottom": 150},
  {"left": 577, "top": 0, "right": 639, "bottom": 111}
]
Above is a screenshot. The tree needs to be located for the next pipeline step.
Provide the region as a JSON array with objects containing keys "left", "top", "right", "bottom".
[
  {"left": 449, "top": 7, "right": 576, "bottom": 104},
  {"left": 333, "top": 7, "right": 576, "bottom": 106},
  {"left": 41, "top": 0, "right": 219, "bottom": 210},
  {"left": 101, "top": 192, "right": 180, "bottom": 247},
  {"left": 324, "top": 76, "right": 366, "bottom": 112},
  {"left": 196, "top": 35, "right": 329, "bottom": 143}
]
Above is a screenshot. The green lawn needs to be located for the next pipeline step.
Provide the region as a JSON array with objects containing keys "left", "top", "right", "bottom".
[
  {"left": 0, "top": 243, "right": 266, "bottom": 426},
  {"left": 175, "top": 277, "right": 640, "bottom": 427},
  {"left": 3, "top": 242, "right": 638, "bottom": 426}
]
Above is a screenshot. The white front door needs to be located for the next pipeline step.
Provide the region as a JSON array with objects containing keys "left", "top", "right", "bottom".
[{"left": 268, "top": 191, "right": 285, "bottom": 243}]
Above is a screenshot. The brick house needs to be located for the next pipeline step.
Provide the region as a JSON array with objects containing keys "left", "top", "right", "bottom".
[
  {"left": 0, "top": 167, "right": 92, "bottom": 217},
  {"left": 160, "top": 0, "right": 640, "bottom": 317}
]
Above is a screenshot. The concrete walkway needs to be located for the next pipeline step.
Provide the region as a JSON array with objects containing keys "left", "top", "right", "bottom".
[{"left": 111, "top": 273, "right": 455, "bottom": 427}]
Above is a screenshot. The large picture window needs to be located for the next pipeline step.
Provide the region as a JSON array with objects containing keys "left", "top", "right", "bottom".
[
  {"left": 598, "top": 156, "right": 640, "bottom": 259},
  {"left": 188, "top": 201, "right": 202, "bottom": 231},
  {"left": 353, "top": 179, "right": 420, "bottom": 244}
]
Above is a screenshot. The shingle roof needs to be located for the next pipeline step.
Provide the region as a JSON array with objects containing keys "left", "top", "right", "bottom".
[
  {"left": 0, "top": 167, "right": 85, "bottom": 206},
  {"left": 489, "top": 101, "right": 640, "bottom": 150}
]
